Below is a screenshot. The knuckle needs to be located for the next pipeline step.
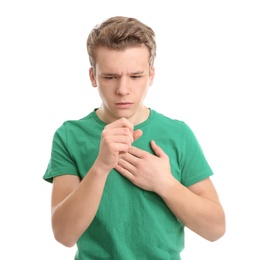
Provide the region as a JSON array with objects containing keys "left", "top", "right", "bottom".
[{"left": 122, "top": 127, "right": 130, "bottom": 135}]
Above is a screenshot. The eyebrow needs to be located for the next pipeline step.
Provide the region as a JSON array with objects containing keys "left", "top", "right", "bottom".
[
  {"left": 101, "top": 71, "right": 145, "bottom": 76},
  {"left": 101, "top": 73, "right": 118, "bottom": 77},
  {"left": 131, "top": 71, "right": 145, "bottom": 75}
]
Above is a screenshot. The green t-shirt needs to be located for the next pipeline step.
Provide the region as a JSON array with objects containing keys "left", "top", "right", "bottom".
[{"left": 43, "top": 109, "right": 213, "bottom": 259}]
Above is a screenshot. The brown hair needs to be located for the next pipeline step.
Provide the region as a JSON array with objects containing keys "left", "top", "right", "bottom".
[{"left": 87, "top": 16, "right": 156, "bottom": 71}]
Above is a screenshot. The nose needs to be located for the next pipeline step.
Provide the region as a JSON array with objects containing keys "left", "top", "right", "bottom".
[{"left": 115, "top": 77, "right": 130, "bottom": 95}]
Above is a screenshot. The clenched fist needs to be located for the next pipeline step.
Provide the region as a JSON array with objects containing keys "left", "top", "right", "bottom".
[{"left": 95, "top": 117, "right": 143, "bottom": 172}]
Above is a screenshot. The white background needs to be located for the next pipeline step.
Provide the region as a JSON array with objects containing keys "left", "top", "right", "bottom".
[{"left": 1, "top": 0, "right": 255, "bottom": 259}]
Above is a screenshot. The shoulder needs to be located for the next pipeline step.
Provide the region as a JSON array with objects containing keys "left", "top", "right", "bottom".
[
  {"left": 53, "top": 111, "right": 97, "bottom": 138},
  {"left": 60, "top": 111, "right": 96, "bottom": 129},
  {"left": 149, "top": 110, "right": 198, "bottom": 145},
  {"left": 151, "top": 109, "right": 191, "bottom": 132}
]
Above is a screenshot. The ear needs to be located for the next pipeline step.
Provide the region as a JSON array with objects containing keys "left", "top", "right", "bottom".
[
  {"left": 149, "top": 66, "right": 155, "bottom": 86},
  {"left": 89, "top": 67, "right": 97, "bottom": 87}
]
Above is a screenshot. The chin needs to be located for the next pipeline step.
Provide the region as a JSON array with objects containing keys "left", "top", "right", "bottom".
[{"left": 113, "top": 109, "right": 134, "bottom": 119}]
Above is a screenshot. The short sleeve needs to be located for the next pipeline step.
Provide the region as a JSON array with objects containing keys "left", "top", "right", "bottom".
[
  {"left": 180, "top": 124, "right": 213, "bottom": 186},
  {"left": 43, "top": 123, "right": 79, "bottom": 183}
]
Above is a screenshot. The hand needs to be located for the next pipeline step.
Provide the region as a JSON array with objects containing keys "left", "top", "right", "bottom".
[
  {"left": 95, "top": 118, "right": 143, "bottom": 172},
  {"left": 115, "top": 140, "right": 173, "bottom": 193}
]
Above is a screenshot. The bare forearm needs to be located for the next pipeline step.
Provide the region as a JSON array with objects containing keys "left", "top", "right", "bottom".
[
  {"left": 52, "top": 165, "right": 108, "bottom": 247},
  {"left": 158, "top": 178, "right": 226, "bottom": 241}
]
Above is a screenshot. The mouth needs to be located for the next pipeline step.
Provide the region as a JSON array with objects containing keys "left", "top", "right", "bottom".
[{"left": 115, "top": 102, "right": 133, "bottom": 109}]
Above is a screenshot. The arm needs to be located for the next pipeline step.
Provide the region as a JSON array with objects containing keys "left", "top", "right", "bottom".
[
  {"left": 116, "top": 140, "right": 226, "bottom": 241},
  {"left": 159, "top": 176, "right": 226, "bottom": 241},
  {"left": 51, "top": 118, "right": 142, "bottom": 247},
  {"left": 51, "top": 165, "right": 108, "bottom": 247}
]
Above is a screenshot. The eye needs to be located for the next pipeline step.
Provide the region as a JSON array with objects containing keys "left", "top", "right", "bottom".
[
  {"left": 131, "top": 75, "right": 142, "bottom": 79},
  {"left": 104, "top": 76, "right": 117, "bottom": 80}
]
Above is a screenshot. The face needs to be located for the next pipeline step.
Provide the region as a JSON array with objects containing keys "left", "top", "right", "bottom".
[{"left": 89, "top": 45, "right": 155, "bottom": 125}]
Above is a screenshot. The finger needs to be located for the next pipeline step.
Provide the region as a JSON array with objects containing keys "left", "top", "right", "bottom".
[
  {"left": 128, "top": 146, "right": 146, "bottom": 158},
  {"left": 118, "top": 157, "right": 135, "bottom": 171},
  {"left": 119, "top": 152, "right": 138, "bottom": 167},
  {"left": 150, "top": 140, "right": 165, "bottom": 157},
  {"left": 102, "top": 127, "right": 134, "bottom": 144},
  {"left": 115, "top": 164, "right": 135, "bottom": 180},
  {"left": 133, "top": 129, "right": 143, "bottom": 142},
  {"left": 105, "top": 117, "right": 134, "bottom": 133}
]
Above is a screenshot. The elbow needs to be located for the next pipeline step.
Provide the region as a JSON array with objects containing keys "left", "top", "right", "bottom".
[
  {"left": 51, "top": 214, "right": 78, "bottom": 247},
  {"left": 52, "top": 224, "right": 77, "bottom": 248},
  {"left": 53, "top": 231, "right": 77, "bottom": 248},
  {"left": 208, "top": 227, "right": 226, "bottom": 242},
  {"left": 206, "top": 219, "right": 226, "bottom": 242},
  {"left": 206, "top": 207, "right": 226, "bottom": 242}
]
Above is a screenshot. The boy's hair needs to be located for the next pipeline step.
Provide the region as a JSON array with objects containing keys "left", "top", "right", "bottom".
[{"left": 87, "top": 16, "right": 156, "bottom": 71}]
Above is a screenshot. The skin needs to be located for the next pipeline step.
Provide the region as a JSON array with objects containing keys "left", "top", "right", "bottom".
[{"left": 51, "top": 45, "right": 226, "bottom": 247}]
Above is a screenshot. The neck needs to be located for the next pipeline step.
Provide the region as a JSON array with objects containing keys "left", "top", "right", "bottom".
[{"left": 96, "top": 106, "right": 150, "bottom": 125}]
